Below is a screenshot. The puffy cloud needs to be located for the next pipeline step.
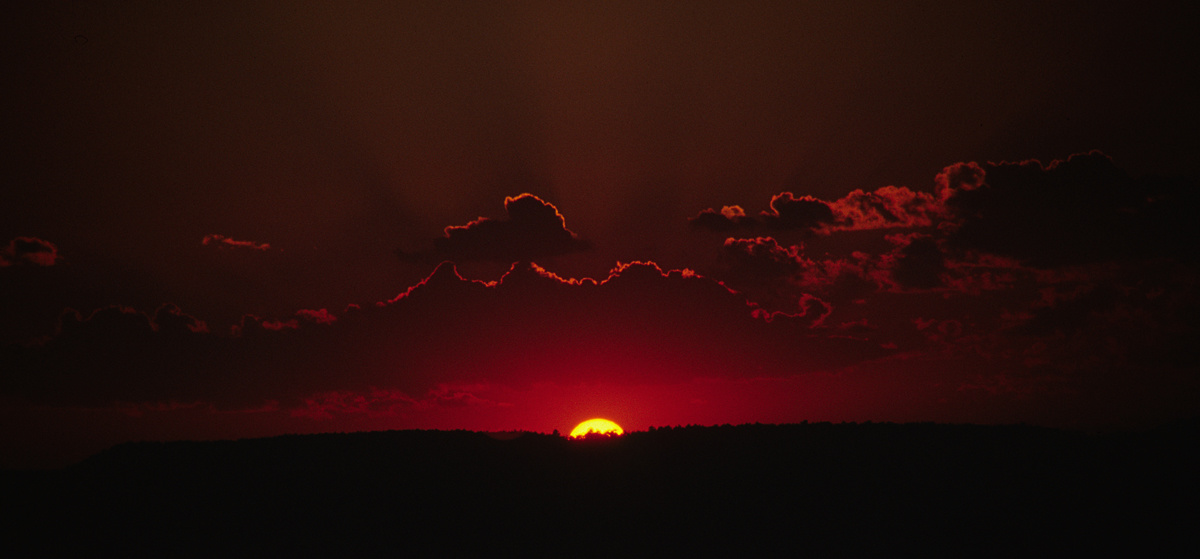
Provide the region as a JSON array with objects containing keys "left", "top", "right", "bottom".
[
  {"left": 201, "top": 234, "right": 271, "bottom": 251},
  {"left": 689, "top": 205, "right": 753, "bottom": 231},
  {"left": 827, "top": 186, "right": 941, "bottom": 231},
  {"left": 1, "top": 237, "right": 60, "bottom": 267},
  {"left": 296, "top": 308, "right": 337, "bottom": 325},
  {"left": 690, "top": 194, "right": 837, "bottom": 233},
  {"left": 401, "top": 194, "right": 591, "bottom": 263},
  {"left": 934, "top": 161, "right": 986, "bottom": 202},
  {"left": 763, "top": 193, "right": 839, "bottom": 231}
]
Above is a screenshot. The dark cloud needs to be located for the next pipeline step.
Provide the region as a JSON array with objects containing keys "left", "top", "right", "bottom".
[
  {"left": 690, "top": 194, "right": 837, "bottom": 233},
  {"left": 693, "top": 153, "right": 1200, "bottom": 385},
  {"left": 691, "top": 187, "right": 940, "bottom": 234},
  {"left": 943, "top": 151, "right": 1200, "bottom": 267},
  {"left": 1, "top": 237, "right": 60, "bottom": 267},
  {"left": 934, "top": 162, "right": 986, "bottom": 202},
  {"left": 693, "top": 150, "right": 1196, "bottom": 256},
  {"left": 885, "top": 234, "right": 946, "bottom": 290},
  {"left": 717, "top": 241, "right": 876, "bottom": 308},
  {"left": 400, "top": 194, "right": 591, "bottom": 263},
  {"left": 764, "top": 192, "right": 839, "bottom": 231},
  {"left": 714, "top": 233, "right": 951, "bottom": 307},
  {"left": 292, "top": 389, "right": 418, "bottom": 420},
  {"left": 0, "top": 260, "right": 892, "bottom": 414},
  {"left": 708, "top": 233, "right": 965, "bottom": 330},
  {"left": 718, "top": 237, "right": 807, "bottom": 280},
  {"left": 828, "top": 187, "right": 941, "bottom": 231},
  {"left": 689, "top": 206, "right": 753, "bottom": 231},
  {"left": 940, "top": 253, "right": 1025, "bottom": 296},
  {"left": 714, "top": 237, "right": 827, "bottom": 322},
  {"left": 153, "top": 303, "right": 210, "bottom": 336},
  {"left": 2, "top": 305, "right": 214, "bottom": 406},
  {"left": 235, "top": 308, "right": 339, "bottom": 333},
  {"left": 201, "top": 235, "right": 271, "bottom": 251}
]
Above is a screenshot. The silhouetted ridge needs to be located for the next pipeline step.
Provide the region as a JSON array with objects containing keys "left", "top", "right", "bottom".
[{"left": 7, "top": 422, "right": 1198, "bottom": 556}]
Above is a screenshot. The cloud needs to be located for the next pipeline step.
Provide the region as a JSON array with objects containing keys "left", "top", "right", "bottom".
[
  {"left": 934, "top": 161, "right": 986, "bottom": 202},
  {"left": 694, "top": 151, "right": 1198, "bottom": 270},
  {"left": 689, "top": 205, "right": 753, "bottom": 231},
  {"left": 714, "top": 237, "right": 825, "bottom": 320},
  {"left": 691, "top": 187, "right": 940, "bottom": 234},
  {"left": 715, "top": 233, "right": 950, "bottom": 298},
  {"left": 691, "top": 193, "right": 837, "bottom": 233},
  {"left": 296, "top": 308, "right": 337, "bottom": 325},
  {"left": 237, "top": 308, "right": 338, "bottom": 333},
  {"left": 291, "top": 383, "right": 500, "bottom": 420},
  {"left": 693, "top": 152, "right": 1200, "bottom": 376},
  {"left": 939, "top": 253, "right": 1024, "bottom": 295},
  {"left": 1, "top": 237, "right": 60, "bottom": 267},
  {"left": 202, "top": 234, "right": 271, "bottom": 251},
  {"left": 718, "top": 237, "right": 808, "bottom": 279},
  {"left": 881, "top": 234, "right": 946, "bottom": 290},
  {"left": 0, "top": 259, "right": 894, "bottom": 414},
  {"left": 400, "top": 194, "right": 591, "bottom": 263},
  {"left": 292, "top": 388, "right": 418, "bottom": 420},
  {"left": 763, "top": 193, "right": 839, "bottom": 231},
  {"left": 942, "top": 151, "right": 1200, "bottom": 267},
  {"left": 827, "top": 186, "right": 941, "bottom": 231},
  {"left": 153, "top": 303, "right": 210, "bottom": 335}
]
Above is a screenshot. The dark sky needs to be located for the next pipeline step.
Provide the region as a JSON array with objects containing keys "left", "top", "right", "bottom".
[{"left": 3, "top": 0, "right": 1199, "bottom": 467}]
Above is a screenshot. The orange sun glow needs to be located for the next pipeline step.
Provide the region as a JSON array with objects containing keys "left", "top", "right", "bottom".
[{"left": 568, "top": 418, "right": 624, "bottom": 438}]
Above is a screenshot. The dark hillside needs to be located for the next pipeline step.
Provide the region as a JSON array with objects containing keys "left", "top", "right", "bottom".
[{"left": 5, "top": 422, "right": 1197, "bottom": 556}]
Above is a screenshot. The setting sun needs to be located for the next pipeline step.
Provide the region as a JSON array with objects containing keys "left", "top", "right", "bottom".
[{"left": 568, "top": 418, "right": 624, "bottom": 438}]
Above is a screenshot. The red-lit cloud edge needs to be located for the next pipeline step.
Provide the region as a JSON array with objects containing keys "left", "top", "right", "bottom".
[
  {"left": 201, "top": 234, "right": 272, "bottom": 251},
  {"left": 1, "top": 236, "right": 61, "bottom": 267},
  {"left": 2, "top": 153, "right": 1198, "bottom": 464}
]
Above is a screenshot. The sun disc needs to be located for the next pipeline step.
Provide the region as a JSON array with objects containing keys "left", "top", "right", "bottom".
[{"left": 569, "top": 418, "right": 624, "bottom": 438}]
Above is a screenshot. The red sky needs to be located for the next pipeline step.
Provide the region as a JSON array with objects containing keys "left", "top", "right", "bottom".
[{"left": 3, "top": 1, "right": 1199, "bottom": 467}]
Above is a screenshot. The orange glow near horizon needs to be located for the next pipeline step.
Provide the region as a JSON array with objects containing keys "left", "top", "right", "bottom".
[{"left": 568, "top": 418, "right": 624, "bottom": 438}]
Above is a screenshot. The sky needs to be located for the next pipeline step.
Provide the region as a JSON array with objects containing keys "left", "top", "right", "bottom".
[{"left": 3, "top": 0, "right": 1199, "bottom": 467}]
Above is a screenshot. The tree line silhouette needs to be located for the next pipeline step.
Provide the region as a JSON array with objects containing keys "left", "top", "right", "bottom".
[{"left": 4, "top": 421, "right": 1197, "bottom": 556}]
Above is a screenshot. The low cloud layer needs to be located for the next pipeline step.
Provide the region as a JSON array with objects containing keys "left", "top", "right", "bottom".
[{"left": 0, "top": 260, "right": 890, "bottom": 413}]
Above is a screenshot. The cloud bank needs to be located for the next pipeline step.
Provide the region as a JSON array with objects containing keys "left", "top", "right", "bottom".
[{"left": 0, "top": 260, "right": 889, "bottom": 414}]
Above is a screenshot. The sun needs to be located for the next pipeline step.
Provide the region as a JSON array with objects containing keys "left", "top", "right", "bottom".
[{"left": 569, "top": 418, "right": 624, "bottom": 438}]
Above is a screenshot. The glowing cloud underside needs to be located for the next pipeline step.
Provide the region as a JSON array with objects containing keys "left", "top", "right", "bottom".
[{"left": 569, "top": 418, "right": 624, "bottom": 438}]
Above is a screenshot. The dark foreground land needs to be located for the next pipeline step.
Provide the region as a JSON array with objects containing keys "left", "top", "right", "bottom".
[{"left": 4, "top": 422, "right": 1198, "bottom": 556}]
